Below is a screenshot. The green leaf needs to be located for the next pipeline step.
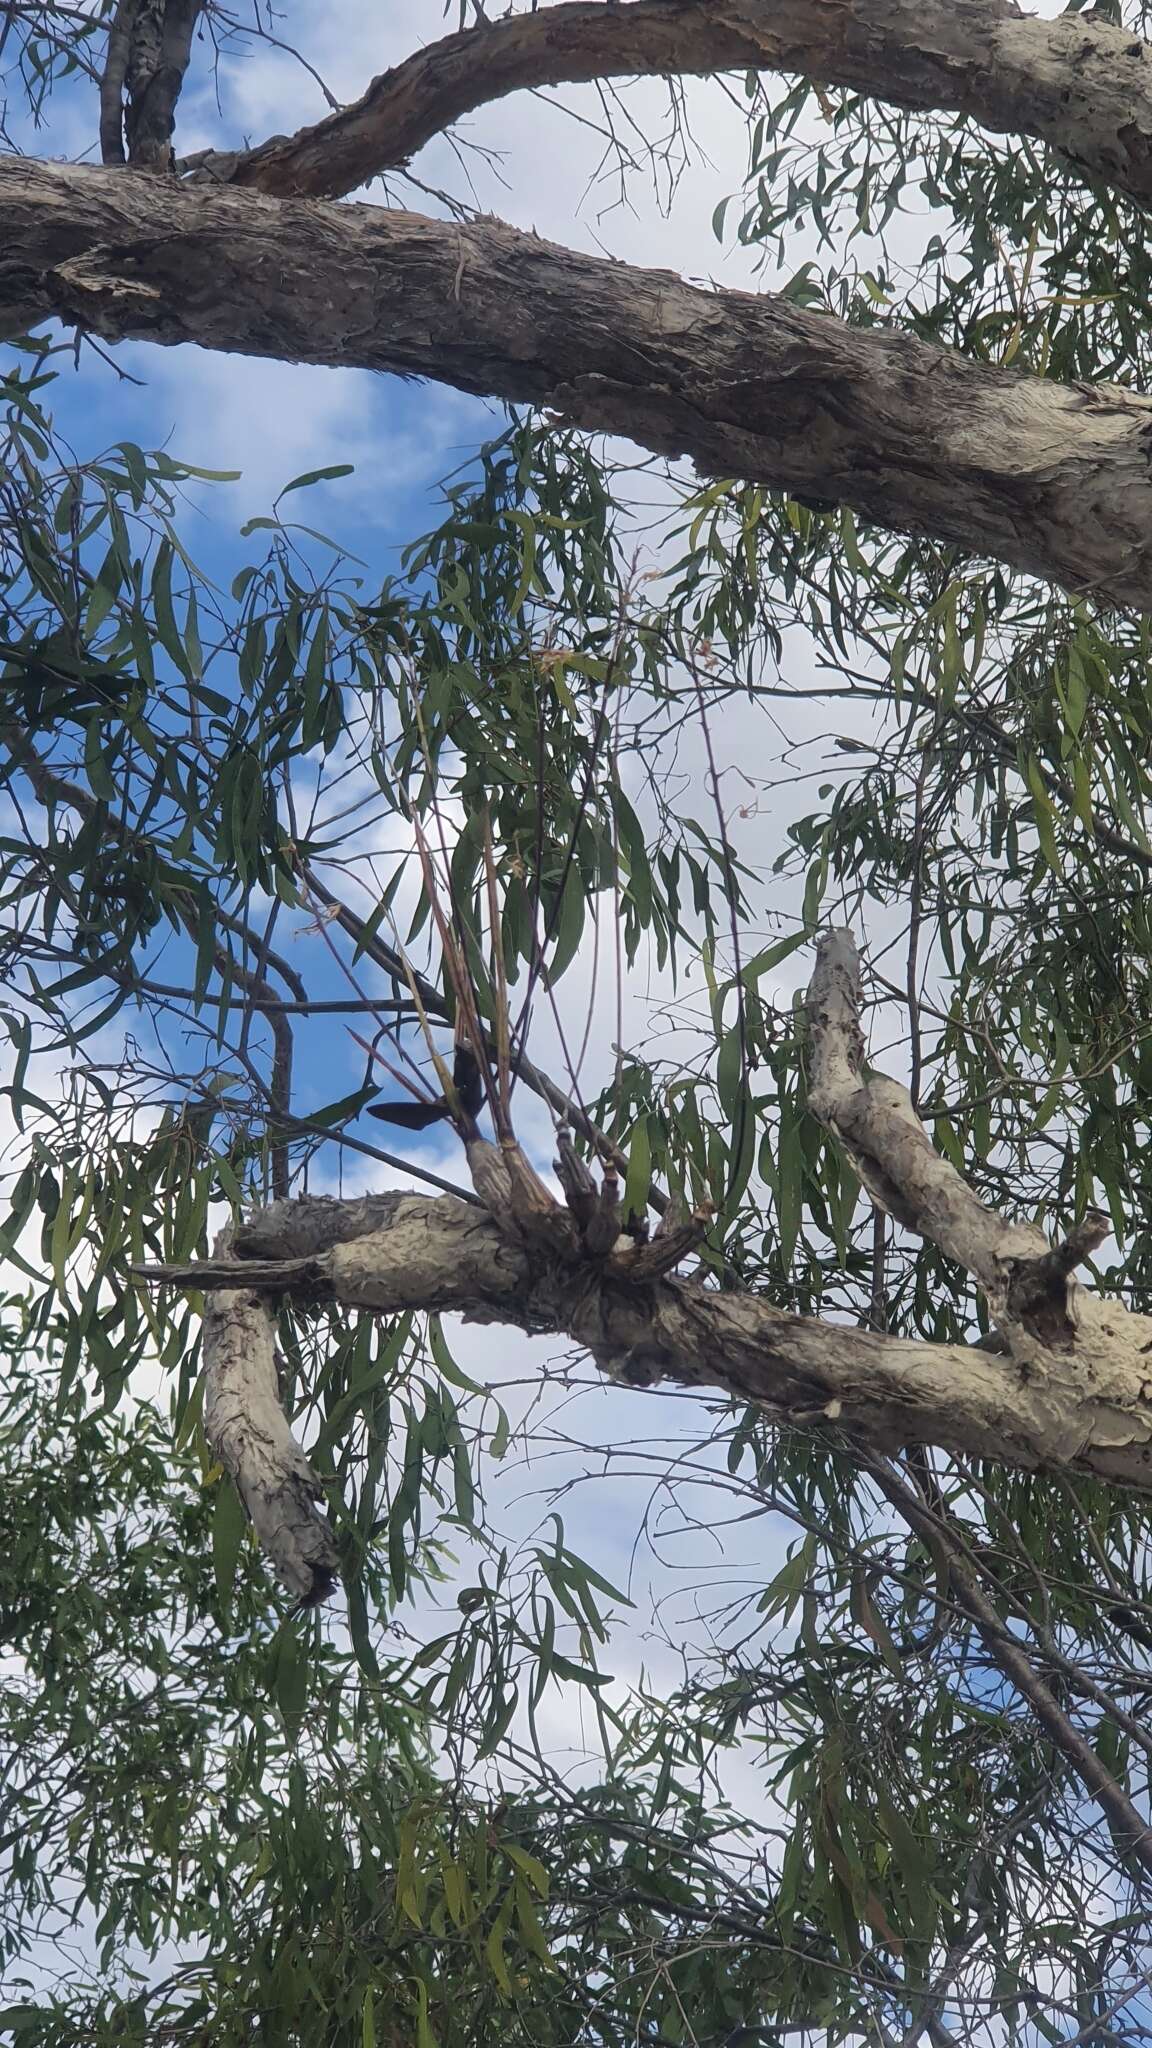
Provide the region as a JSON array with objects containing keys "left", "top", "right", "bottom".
[
  {"left": 504, "top": 1842, "right": 549, "bottom": 1896},
  {"left": 622, "top": 1115, "right": 651, "bottom": 1230},
  {"left": 742, "top": 929, "right": 805, "bottom": 981},
  {"left": 212, "top": 1472, "right": 247, "bottom": 1620},
  {"left": 275, "top": 464, "right": 355, "bottom": 499},
  {"left": 270, "top": 1621, "right": 310, "bottom": 1747},
  {"left": 414, "top": 1979, "right": 438, "bottom": 2048},
  {"left": 484, "top": 1890, "right": 515, "bottom": 1994},
  {"left": 83, "top": 716, "right": 116, "bottom": 801}
]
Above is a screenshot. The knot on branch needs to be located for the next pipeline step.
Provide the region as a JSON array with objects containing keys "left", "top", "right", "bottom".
[
  {"left": 1003, "top": 1211, "right": 1110, "bottom": 1350},
  {"left": 464, "top": 1123, "right": 711, "bottom": 1285}
]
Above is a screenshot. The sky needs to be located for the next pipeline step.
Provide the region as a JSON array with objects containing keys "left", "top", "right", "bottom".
[
  {"left": 0, "top": 0, "right": 903, "bottom": 1990},
  {"left": 10, "top": 13, "right": 1152, "bottom": 2045},
  {"left": 10, "top": 5, "right": 1144, "bottom": 2036},
  {"left": 0, "top": 0, "right": 896, "bottom": 1681}
]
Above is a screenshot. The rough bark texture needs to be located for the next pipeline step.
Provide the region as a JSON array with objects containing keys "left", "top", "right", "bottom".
[
  {"left": 135, "top": 930, "right": 1152, "bottom": 1594},
  {"left": 204, "top": 0, "right": 1152, "bottom": 210},
  {"left": 201, "top": 1242, "right": 339, "bottom": 1606},
  {"left": 99, "top": 0, "right": 204, "bottom": 169},
  {"left": 807, "top": 929, "right": 1048, "bottom": 1288},
  {"left": 141, "top": 1183, "right": 1152, "bottom": 1498},
  {"left": 806, "top": 931, "right": 1116, "bottom": 1355},
  {"left": 98, "top": 0, "right": 136, "bottom": 165},
  {"left": 50, "top": 0, "right": 1152, "bottom": 1589},
  {"left": 123, "top": 0, "right": 203, "bottom": 170},
  {"left": 6, "top": 158, "right": 1152, "bottom": 610}
]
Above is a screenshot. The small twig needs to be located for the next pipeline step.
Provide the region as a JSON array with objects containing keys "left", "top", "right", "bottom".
[{"left": 865, "top": 1452, "right": 1152, "bottom": 1880}]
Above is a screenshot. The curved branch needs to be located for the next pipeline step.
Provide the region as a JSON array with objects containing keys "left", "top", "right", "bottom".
[
  {"left": 191, "top": 0, "right": 1152, "bottom": 207},
  {"left": 200, "top": 1242, "right": 339, "bottom": 1607},
  {"left": 807, "top": 929, "right": 1127, "bottom": 1372},
  {"left": 133, "top": 1180, "right": 1152, "bottom": 1495}
]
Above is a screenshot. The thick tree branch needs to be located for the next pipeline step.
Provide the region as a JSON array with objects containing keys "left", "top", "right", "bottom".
[
  {"left": 808, "top": 929, "right": 1127, "bottom": 1368},
  {"left": 134, "top": 1182, "right": 1152, "bottom": 1495},
  {"left": 131, "top": 949, "right": 1152, "bottom": 1596},
  {"left": 192, "top": 0, "right": 1152, "bottom": 210},
  {"left": 200, "top": 1231, "right": 339, "bottom": 1607},
  {"left": 807, "top": 927, "right": 1046, "bottom": 1291},
  {"left": 6, "top": 158, "right": 1152, "bottom": 609}
]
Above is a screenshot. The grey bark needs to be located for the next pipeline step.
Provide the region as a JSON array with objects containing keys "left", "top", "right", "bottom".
[
  {"left": 139, "top": 1176, "right": 1152, "bottom": 1507},
  {"left": 201, "top": 1235, "right": 338, "bottom": 1607},
  {"left": 6, "top": 157, "right": 1152, "bottom": 609},
  {"left": 196, "top": 0, "right": 1152, "bottom": 210},
  {"left": 133, "top": 929, "right": 1152, "bottom": 1597},
  {"left": 99, "top": 0, "right": 204, "bottom": 169},
  {"left": 98, "top": 0, "right": 136, "bottom": 165},
  {"left": 806, "top": 930, "right": 1115, "bottom": 1345}
]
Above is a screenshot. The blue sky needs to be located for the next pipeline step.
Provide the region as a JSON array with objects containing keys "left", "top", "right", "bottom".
[
  {"left": 9, "top": 14, "right": 1146, "bottom": 2042},
  {"left": 0, "top": 0, "right": 822, "bottom": 1630},
  {"left": 0, "top": 0, "right": 888, "bottom": 1856},
  {"left": 3, "top": 4, "right": 786, "bottom": 1170},
  {"left": 0, "top": 3, "right": 880, "bottom": 1598}
]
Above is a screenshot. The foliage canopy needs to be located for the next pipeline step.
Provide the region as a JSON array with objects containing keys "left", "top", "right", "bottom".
[{"left": 5, "top": 3, "right": 1152, "bottom": 2044}]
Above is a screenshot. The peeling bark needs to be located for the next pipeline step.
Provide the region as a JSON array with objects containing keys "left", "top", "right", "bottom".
[
  {"left": 123, "top": 0, "right": 203, "bottom": 171},
  {"left": 200, "top": 1234, "right": 339, "bottom": 1606},
  {"left": 806, "top": 927, "right": 1043, "bottom": 1288},
  {"left": 6, "top": 158, "right": 1152, "bottom": 609},
  {"left": 198, "top": 0, "right": 1152, "bottom": 212},
  {"left": 132, "top": 933, "right": 1152, "bottom": 1596},
  {"left": 56, "top": 0, "right": 1152, "bottom": 1592},
  {"left": 98, "top": 0, "right": 136, "bottom": 165},
  {"left": 99, "top": 0, "right": 204, "bottom": 170},
  {"left": 137, "top": 1178, "right": 1152, "bottom": 1502}
]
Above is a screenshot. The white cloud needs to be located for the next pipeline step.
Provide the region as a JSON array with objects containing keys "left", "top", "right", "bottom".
[
  {"left": 2, "top": 0, "right": 923, "bottom": 1926},
  {"left": 111, "top": 343, "right": 488, "bottom": 521}
]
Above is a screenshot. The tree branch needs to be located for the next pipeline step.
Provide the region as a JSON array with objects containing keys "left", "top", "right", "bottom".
[
  {"left": 807, "top": 929, "right": 1137, "bottom": 1385},
  {"left": 99, "top": 0, "right": 204, "bottom": 170},
  {"left": 200, "top": 1231, "right": 339, "bottom": 1607},
  {"left": 298, "top": 865, "right": 665, "bottom": 1212},
  {"left": 6, "top": 158, "right": 1152, "bottom": 609},
  {"left": 191, "top": 0, "right": 1152, "bottom": 210},
  {"left": 865, "top": 1452, "right": 1152, "bottom": 1881},
  {"left": 132, "top": 1177, "right": 1152, "bottom": 1496}
]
